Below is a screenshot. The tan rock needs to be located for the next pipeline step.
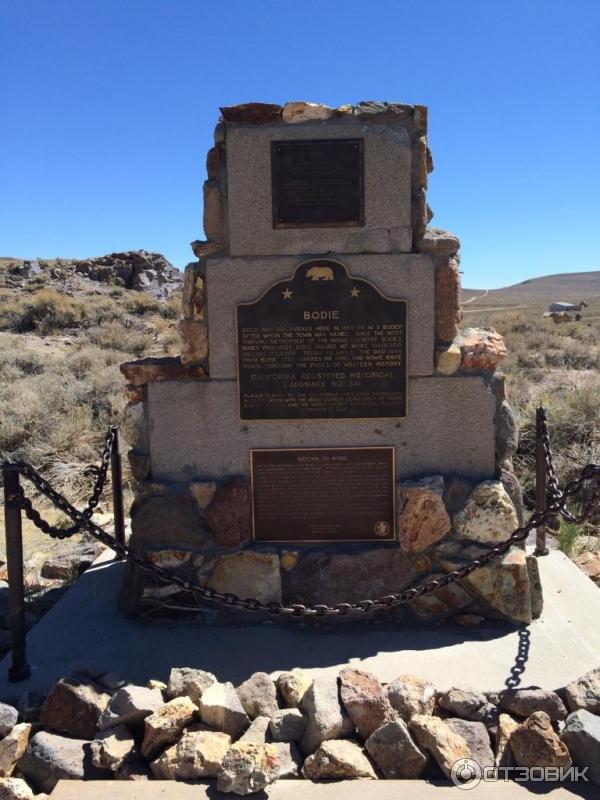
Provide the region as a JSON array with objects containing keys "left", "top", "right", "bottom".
[
  {"left": 140, "top": 697, "right": 197, "bottom": 760},
  {"left": 203, "top": 180, "right": 222, "bottom": 241},
  {"left": 398, "top": 485, "right": 451, "bottom": 552},
  {"left": 409, "top": 576, "right": 473, "bottom": 619},
  {"left": 409, "top": 714, "right": 470, "bottom": 778},
  {"left": 456, "top": 327, "right": 507, "bottom": 370},
  {"left": 412, "top": 136, "right": 429, "bottom": 190},
  {"left": 166, "top": 667, "right": 216, "bottom": 705},
  {"left": 365, "top": 719, "right": 427, "bottom": 778},
  {"left": 564, "top": 667, "right": 600, "bottom": 713},
  {"left": 39, "top": 679, "right": 110, "bottom": 740},
  {"left": 300, "top": 674, "right": 354, "bottom": 755},
  {"left": 198, "top": 681, "right": 250, "bottom": 737},
  {"left": 120, "top": 356, "right": 187, "bottom": 386},
  {"left": 510, "top": 711, "right": 572, "bottom": 768},
  {"left": 178, "top": 319, "right": 208, "bottom": 365},
  {"left": 495, "top": 713, "right": 519, "bottom": 767},
  {"left": 303, "top": 739, "right": 377, "bottom": 780},
  {"left": 238, "top": 716, "right": 270, "bottom": 745},
  {"left": 0, "top": 724, "right": 31, "bottom": 777},
  {"left": 282, "top": 101, "right": 334, "bottom": 123},
  {"left": 339, "top": 667, "right": 396, "bottom": 740},
  {"left": 205, "top": 481, "right": 252, "bottom": 548},
  {"left": 417, "top": 228, "right": 460, "bottom": 257},
  {"left": 455, "top": 481, "right": 519, "bottom": 544},
  {"left": 207, "top": 552, "right": 281, "bottom": 605},
  {"left": 0, "top": 778, "right": 34, "bottom": 800},
  {"left": 454, "top": 547, "right": 532, "bottom": 624},
  {"left": 387, "top": 675, "right": 436, "bottom": 720},
  {"left": 435, "top": 258, "right": 462, "bottom": 342},
  {"left": 277, "top": 671, "right": 312, "bottom": 708},
  {"left": 190, "top": 482, "right": 217, "bottom": 510},
  {"left": 445, "top": 719, "right": 494, "bottom": 767},
  {"left": 182, "top": 263, "right": 206, "bottom": 320},
  {"left": 436, "top": 342, "right": 462, "bottom": 375},
  {"left": 236, "top": 672, "right": 279, "bottom": 719},
  {"left": 190, "top": 240, "right": 221, "bottom": 259},
  {"left": 146, "top": 679, "right": 166, "bottom": 692},
  {"left": 151, "top": 728, "right": 231, "bottom": 779},
  {"left": 217, "top": 743, "right": 280, "bottom": 794},
  {"left": 90, "top": 725, "right": 135, "bottom": 772}
]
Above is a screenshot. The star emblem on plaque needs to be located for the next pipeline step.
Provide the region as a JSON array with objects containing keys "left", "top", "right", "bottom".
[{"left": 237, "top": 258, "right": 407, "bottom": 420}]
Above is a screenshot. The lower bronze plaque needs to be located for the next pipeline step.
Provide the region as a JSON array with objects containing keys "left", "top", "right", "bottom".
[{"left": 251, "top": 447, "right": 396, "bottom": 543}]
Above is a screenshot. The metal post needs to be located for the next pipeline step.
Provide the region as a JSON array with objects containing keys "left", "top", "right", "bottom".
[
  {"left": 110, "top": 427, "right": 126, "bottom": 553},
  {"left": 535, "top": 408, "right": 549, "bottom": 556},
  {"left": 3, "top": 468, "right": 31, "bottom": 681}
]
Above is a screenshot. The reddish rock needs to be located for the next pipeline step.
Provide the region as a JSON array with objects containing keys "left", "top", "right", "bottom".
[
  {"left": 178, "top": 319, "right": 208, "bottom": 365},
  {"left": 510, "top": 711, "right": 572, "bottom": 768},
  {"left": 220, "top": 103, "right": 282, "bottom": 124},
  {"left": 40, "top": 679, "right": 110, "bottom": 740},
  {"left": 456, "top": 327, "right": 507, "bottom": 370},
  {"left": 398, "top": 485, "right": 451, "bottom": 553},
  {"left": 435, "top": 258, "right": 462, "bottom": 342},
  {"left": 339, "top": 668, "right": 396, "bottom": 740},
  {"left": 125, "top": 384, "right": 144, "bottom": 404},
  {"left": 287, "top": 548, "right": 421, "bottom": 607},
  {"left": 130, "top": 494, "right": 208, "bottom": 552},
  {"left": 120, "top": 357, "right": 187, "bottom": 386},
  {"left": 205, "top": 481, "right": 252, "bottom": 548}
]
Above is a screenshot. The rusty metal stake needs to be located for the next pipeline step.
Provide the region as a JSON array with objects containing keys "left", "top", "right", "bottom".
[
  {"left": 110, "top": 427, "right": 126, "bottom": 553},
  {"left": 535, "top": 408, "right": 550, "bottom": 556},
  {"left": 3, "top": 468, "right": 31, "bottom": 681}
]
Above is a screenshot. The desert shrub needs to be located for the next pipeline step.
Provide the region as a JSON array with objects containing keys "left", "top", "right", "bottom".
[
  {"left": 160, "top": 294, "right": 182, "bottom": 320},
  {"left": 87, "top": 319, "right": 154, "bottom": 354},
  {"left": 125, "top": 292, "right": 162, "bottom": 316},
  {"left": 0, "top": 289, "right": 91, "bottom": 333}
]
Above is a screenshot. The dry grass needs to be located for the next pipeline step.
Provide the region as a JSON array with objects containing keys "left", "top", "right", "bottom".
[
  {"left": 464, "top": 296, "right": 600, "bottom": 536},
  {"left": 0, "top": 282, "right": 182, "bottom": 519}
]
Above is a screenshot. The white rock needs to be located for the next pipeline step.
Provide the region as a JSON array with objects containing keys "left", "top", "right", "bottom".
[
  {"left": 454, "top": 481, "right": 518, "bottom": 543},
  {"left": 199, "top": 682, "right": 250, "bottom": 737},
  {"left": 151, "top": 728, "right": 231, "bottom": 779}
]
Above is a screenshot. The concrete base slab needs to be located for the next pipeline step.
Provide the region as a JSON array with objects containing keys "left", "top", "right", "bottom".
[
  {"left": 50, "top": 779, "right": 598, "bottom": 799},
  {"left": 0, "top": 550, "right": 599, "bottom": 703}
]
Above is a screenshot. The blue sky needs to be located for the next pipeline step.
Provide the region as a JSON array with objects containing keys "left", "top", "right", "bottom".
[{"left": 1, "top": 0, "right": 599, "bottom": 289}]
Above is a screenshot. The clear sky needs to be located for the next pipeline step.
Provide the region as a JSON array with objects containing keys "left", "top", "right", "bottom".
[{"left": 1, "top": 0, "right": 599, "bottom": 289}]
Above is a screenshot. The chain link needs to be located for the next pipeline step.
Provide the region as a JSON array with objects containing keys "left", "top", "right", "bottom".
[
  {"left": 7, "top": 453, "right": 600, "bottom": 618},
  {"left": 12, "top": 427, "right": 116, "bottom": 539},
  {"left": 537, "top": 408, "right": 600, "bottom": 523}
]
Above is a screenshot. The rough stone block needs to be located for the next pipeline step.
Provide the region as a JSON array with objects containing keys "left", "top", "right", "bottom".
[
  {"left": 205, "top": 253, "right": 435, "bottom": 379},
  {"left": 147, "top": 376, "right": 496, "bottom": 482},
  {"left": 226, "top": 121, "right": 411, "bottom": 256}
]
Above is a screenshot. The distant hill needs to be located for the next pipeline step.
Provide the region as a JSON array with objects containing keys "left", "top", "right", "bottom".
[{"left": 464, "top": 271, "right": 600, "bottom": 305}]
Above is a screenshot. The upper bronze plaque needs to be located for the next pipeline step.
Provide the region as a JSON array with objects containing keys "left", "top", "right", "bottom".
[
  {"left": 237, "top": 259, "right": 407, "bottom": 420},
  {"left": 272, "top": 139, "right": 364, "bottom": 228}
]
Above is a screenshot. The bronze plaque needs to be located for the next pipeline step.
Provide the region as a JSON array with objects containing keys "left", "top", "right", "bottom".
[
  {"left": 251, "top": 447, "right": 396, "bottom": 542},
  {"left": 237, "top": 258, "right": 407, "bottom": 420},
  {"left": 272, "top": 139, "right": 364, "bottom": 228}
]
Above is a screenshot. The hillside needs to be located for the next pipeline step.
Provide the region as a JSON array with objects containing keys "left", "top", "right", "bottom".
[{"left": 463, "top": 270, "right": 600, "bottom": 305}]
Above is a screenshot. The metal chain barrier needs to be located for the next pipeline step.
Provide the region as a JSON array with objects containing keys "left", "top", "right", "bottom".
[
  {"left": 537, "top": 408, "right": 600, "bottom": 524},
  {"left": 13, "top": 427, "right": 116, "bottom": 539},
  {"left": 7, "top": 456, "right": 600, "bottom": 618}
]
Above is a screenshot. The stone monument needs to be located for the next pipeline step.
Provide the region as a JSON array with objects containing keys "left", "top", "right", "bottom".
[{"left": 120, "top": 100, "right": 538, "bottom": 624}]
